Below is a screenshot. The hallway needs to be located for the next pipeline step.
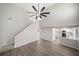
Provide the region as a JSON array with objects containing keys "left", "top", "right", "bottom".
[{"left": 0, "top": 39, "right": 79, "bottom": 56}]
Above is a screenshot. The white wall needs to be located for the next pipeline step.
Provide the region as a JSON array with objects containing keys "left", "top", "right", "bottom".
[
  {"left": 0, "top": 4, "right": 2, "bottom": 50},
  {"left": 40, "top": 28, "right": 52, "bottom": 41},
  {"left": 39, "top": 3, "right": 79, "bottom": 27},
  {"left": 15, "top": 22, "right": 40, "bottom": 48},
  {"left": 78, "top": 40, "right": 79, "bottom": 50},
  {"left": 52, "top": 28, "right": 61, "bottom": 43},
  {"left": 0, "top": 4, "right": 32, "bottom": 47},
  {"left": 77, "top": 28, "right": 79, "bottom": 50}
]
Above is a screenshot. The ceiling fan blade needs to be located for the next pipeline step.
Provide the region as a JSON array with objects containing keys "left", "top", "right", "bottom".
[
  {"left": 41, "top": 7, "right": 45, "bottom": 12},
  {"left": 29, "top": 13, "right": 37, "bottom": 17},
  {"left": 41, "top": 14, "right": 47, "bottom": 17},
  {"left": 41, "top": 12, "right": 50, "bottom": 14},
  {"left": 39, "top": 15, "right": 42, "bottom": 19},
  {"left": 35, "top": 16, "right": 38, "bottom": 19},
  {"left": 30, "top": 14, "right": 35, "bottom": 17},
  {"left": 27, "top": 11, "right": 35, "bottom": 13},
  {"left": 32, "top": 6, "right": 37, "bottom": 12}
]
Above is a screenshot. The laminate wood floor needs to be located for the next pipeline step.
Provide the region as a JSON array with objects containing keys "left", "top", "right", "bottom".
[{"left": 0, "top": 39, "right": 79, "bottom": 56}]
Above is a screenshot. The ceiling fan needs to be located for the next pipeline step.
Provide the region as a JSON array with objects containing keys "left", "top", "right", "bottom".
[{"left": 27, "top": 3, "right": 50, "bottom": 20}]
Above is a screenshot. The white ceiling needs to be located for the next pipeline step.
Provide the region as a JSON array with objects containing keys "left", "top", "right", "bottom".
[
  {"left": 11, "top": 3, "right": 55, "bottom": 12},
  {"left": 2, "top": 3, "right": 79, "bottom": 27},
  {"left": 10, "top": 3, "right": 55, "bottom": 21}
]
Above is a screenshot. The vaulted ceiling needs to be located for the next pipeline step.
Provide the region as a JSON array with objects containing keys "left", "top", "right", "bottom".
[
  {"left": 3, "top": 3, "right": 79, "bottom": 27},
  {"left": 11, "top": 3, "right": 55, "bottom": 20},
  {"left": 12, "top": 3, "right": 55, "bottom": 12}
]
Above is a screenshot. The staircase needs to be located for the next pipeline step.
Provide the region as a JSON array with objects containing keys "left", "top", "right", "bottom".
[
  {"left": 15, "top": 22, "right": 40, "bottom": 48},
  {"left": 0, "top": 21, "right": 40, "bottom": 53},
  {"left": 0, "top": 21, "right": 33, "bottom": 53}
]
